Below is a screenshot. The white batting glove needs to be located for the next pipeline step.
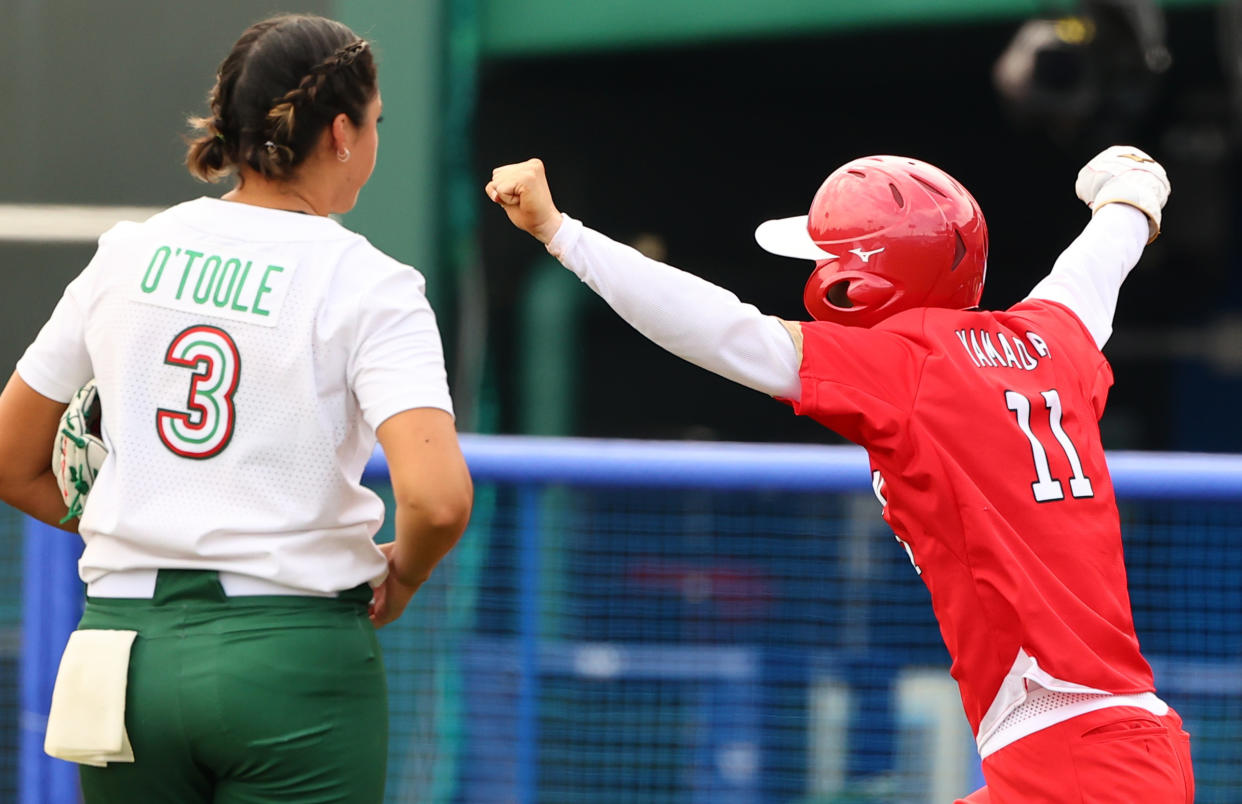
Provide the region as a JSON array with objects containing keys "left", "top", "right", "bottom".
[{"left": 1075, "top": 145, "right": 1170, "bottom": 243}]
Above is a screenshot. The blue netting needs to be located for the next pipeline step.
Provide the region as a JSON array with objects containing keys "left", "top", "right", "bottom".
[
  {"left": 13, "top": 437, "right": 1242, "bottom": 803},
  {"left": 367, "top": 438, "right": 1242, "bottom": 803}
]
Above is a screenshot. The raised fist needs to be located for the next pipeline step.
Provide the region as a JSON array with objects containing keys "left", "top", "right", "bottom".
[
  {"left": 486, "top": 158, "right": 564, "bottom": 244},
  {"left": 1075, "top": 146, "right": 1170, "bottom": 242}
]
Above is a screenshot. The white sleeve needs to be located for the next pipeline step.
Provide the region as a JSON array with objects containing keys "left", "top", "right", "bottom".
[
  {"left": 1025, "top": 203, "right": 1150, "bottom": 349},
  {"left": 349, "top": 264, "right": 455, "bottom": 431},
  {"left": 547, "top": 214, "right": 802, "bottom": 400},
  {"left": 16, "top": 265, "right": 95, "bottom": 403}
]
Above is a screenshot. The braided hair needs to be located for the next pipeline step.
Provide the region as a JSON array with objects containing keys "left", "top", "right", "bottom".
[{"left": 186, "top": 15, "right": 377, "bottom": 182}]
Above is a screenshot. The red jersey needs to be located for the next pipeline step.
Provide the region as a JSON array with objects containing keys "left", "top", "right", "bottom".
[{"left": 788, "top": 298, "right": 1155, "bottom": 738}]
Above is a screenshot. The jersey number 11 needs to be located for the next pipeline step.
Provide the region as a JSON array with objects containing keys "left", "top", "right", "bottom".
[{"left": 1005, "top": 388, "right": 1094, "bottom": 503}]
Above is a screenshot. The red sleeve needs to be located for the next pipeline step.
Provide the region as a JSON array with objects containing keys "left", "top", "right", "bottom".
[
  {"left": 786, "top": 316, "right": 928, "bottom": 448},
  {"left": 1006, "top": 298, "right": 1113, "bottom": 420}
]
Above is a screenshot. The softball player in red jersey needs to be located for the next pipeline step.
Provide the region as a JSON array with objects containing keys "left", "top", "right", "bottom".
[
  {"left": 487, "top": 147, "right": 1193, "bottom": 802},
  {"left": 0, "top": 15, "right": 472, "bottom": 803}
]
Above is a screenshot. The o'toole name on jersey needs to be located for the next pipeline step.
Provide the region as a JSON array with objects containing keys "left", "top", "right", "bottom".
[
  {"left": 131, "top": 243, "right": 298, "bottom": 328},
  {"left": 954, "top": 327, "right": 1051, "bottom": 371}
]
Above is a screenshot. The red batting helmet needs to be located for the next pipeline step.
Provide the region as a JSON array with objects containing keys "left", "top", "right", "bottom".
[{"left": 754, "top": 155, "right": 988, "bottom": 328}]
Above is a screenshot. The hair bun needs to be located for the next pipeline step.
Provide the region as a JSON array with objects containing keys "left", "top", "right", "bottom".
[{"left": 184, "top": 15, "right": 377, "bottom": 183}]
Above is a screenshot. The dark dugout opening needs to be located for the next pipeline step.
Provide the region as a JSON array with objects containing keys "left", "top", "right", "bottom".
[{"left": 477, "top": 5, "right": 1241, "bottom": 450}]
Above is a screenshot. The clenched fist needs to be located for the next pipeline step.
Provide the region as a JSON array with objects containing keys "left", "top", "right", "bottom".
[
  {"left": 1075, "top": 145, "right": 1170, "bottom": 243},
  {"left": 486, "top": 158, "right": 564, "bottom": 244}
]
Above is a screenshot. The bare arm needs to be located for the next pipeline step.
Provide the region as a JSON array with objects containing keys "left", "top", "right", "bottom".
[
  {"left": 0, "top": 372, "right": 77, "bottom": 532},
  {"left": 369, "top": 407, "right": 472, "bottom": 627}
]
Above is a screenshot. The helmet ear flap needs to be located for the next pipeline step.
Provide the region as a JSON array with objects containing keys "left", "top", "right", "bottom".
[
  {"left": 804, "top": 263, "right": 843, "bottom": 321},
  {"left": 826, "top": 279, "right": 853, "bottom": 309},
  {"left": 803, "top": 265, "right": 898, "bottom": 325}
]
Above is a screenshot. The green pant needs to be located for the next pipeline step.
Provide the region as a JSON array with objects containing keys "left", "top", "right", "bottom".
[{"left": 75, "top": 570, "right": 388, "bottom": 804}]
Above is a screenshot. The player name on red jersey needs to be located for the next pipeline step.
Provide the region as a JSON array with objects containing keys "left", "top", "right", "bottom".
[{"left": 955, "top": 327, "right": 1050, "bottom": 371}]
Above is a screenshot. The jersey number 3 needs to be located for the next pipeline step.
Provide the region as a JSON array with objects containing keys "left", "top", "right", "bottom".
[
  {"left": 156, "top": 325, "right": 241, "bottom": 459},
  {"left": 1005, "top": 389, "right": 1094, "bottom": 502}
]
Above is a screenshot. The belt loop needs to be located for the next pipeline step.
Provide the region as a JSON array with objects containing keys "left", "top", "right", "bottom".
[{"left": 152, "top": 570, "right": 229, "bottom": 605}]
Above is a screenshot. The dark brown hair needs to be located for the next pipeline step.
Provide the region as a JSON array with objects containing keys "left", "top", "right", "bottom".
[{"left": 186, "top": 15, "right": 377, "bottom": 182}]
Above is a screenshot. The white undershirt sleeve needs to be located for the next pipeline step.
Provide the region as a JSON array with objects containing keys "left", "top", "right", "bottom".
[
  {"left": 1025, "top": 203, "right": 1150, "bottom": 349},
  {"left": 546, "top": 215, "right": 802, "bottom": 400}
]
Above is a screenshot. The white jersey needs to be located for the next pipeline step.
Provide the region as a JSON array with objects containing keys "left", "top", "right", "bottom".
[{"left": 17, "top": 197, "right": 454, "bottom": 595}]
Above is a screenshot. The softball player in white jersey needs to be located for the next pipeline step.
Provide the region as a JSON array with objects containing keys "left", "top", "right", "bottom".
[{"left": 0, "top": 14, "right": 472, "bottom": 803}]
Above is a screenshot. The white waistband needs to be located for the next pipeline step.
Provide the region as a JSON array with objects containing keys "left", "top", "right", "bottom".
[
  {"left": 86, "top": 569, "right": 336, "bottom": 598},
  {"left": 978, "top": 687, "right": 1169, "bottom": 758}
]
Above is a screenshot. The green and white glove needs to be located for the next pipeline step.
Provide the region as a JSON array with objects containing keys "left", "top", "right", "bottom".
[{"left": 52, "top": 379, "right": 107, "bottom": 523}]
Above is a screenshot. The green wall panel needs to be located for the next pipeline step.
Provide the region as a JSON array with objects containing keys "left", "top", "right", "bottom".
[
  {"left": 480, "top": 0, "right": 1217, "bottom": 56},
  {"left": 334, "top": 0, "right": 447, "bottom": 304}
]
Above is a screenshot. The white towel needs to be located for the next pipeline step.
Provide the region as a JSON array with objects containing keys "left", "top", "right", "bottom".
[{"left": 43, "top": 629, "right": 137, "bottom": 767}]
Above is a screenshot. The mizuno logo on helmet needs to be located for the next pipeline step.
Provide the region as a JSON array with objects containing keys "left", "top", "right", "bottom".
[
  {"left": 849, "top": 247, "right": 886, "bottom": 262},
  {"left": 1119, "top": 153, "right": 1155, "bottom": 163}
]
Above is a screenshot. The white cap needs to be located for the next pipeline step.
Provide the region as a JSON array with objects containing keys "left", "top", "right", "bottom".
[{"left": 754, "top": 215, "right": 838, "bottom": 261}]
